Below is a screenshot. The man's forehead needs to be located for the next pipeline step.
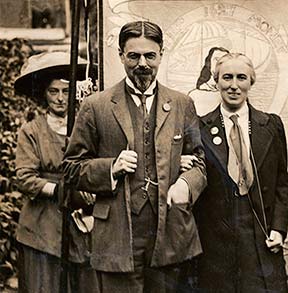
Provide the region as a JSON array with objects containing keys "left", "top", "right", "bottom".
[{"left": 123, "top": 36, "right": 161, "bottom": 52}]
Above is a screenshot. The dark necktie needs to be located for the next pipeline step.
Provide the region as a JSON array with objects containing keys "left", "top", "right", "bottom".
[
  {"left": 227, "top": 114, "right": 254, "bottom": 195},
  {"left": 126, "top": 85, "right": 155, "bottom": 118}
]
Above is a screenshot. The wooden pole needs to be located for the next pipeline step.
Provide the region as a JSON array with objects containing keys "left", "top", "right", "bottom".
[
  {"left": 97, "top": 0, "right": 104, "bottom": 91},
  {"left": 60, "top": 0, "right": 81, "bottom": 292},
  {"left": 64, "top": 0, "right": 71, "bottom": 37},
  {"left": 67, "top": 0, "right": 81, "bottom": 137}
]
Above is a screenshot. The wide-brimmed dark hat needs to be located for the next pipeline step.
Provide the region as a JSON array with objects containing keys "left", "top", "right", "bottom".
[{"left": 14, "top": 51, "right": 97, "bottom": 97}]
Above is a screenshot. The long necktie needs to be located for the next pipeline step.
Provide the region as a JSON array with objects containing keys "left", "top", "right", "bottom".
[
  {"left": 139, "top": 93, "right": 148, "bottom": 118},
  {"left": 126, "top": 85, "right": 155, "bottom": 118},
  {"left": 227, "top": 114, "right": 254, "bottom": 195}
]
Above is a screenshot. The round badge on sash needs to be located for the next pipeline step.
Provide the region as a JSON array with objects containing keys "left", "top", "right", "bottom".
[
  {"left": 210, "top": 126, "right": 219, "bottom": 135},
  {"left": 213, "top": 136, "right": 222, "bottom": 145}
]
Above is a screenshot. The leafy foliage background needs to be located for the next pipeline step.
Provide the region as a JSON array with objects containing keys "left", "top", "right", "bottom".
[{"left": 0, "top": 39, "right": 43, "bottom": 291}]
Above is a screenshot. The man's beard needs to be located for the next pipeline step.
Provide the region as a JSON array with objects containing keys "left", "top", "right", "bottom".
[{"left": 132, "top": 67, "right": 154, "bottom": 93}]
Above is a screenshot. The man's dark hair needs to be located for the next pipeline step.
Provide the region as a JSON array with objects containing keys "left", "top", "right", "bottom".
[
  {"left": 196, "top": 46, "right": 229, "bottom": 89},
  {"left": 119, "top": 21, "right": 163, "bottom": 51}
]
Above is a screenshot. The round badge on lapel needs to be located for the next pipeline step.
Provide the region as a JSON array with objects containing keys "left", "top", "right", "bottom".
[
  {"left": 163, "top": 103, "right": 171, "bottom": 112},
  {"left": 213, "top": 136, "right": 222, "bottom": 145},
  {"left": 210, "top": 126, "right": 219, "bottom": 135}
]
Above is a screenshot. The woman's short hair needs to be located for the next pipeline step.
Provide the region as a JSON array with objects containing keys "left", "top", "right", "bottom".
[
  {"left": 213, "top": 53, "right": 256, "bottom": 86},
  {"left": 119, "top": 21, "right": 163, "bottom": 51}
]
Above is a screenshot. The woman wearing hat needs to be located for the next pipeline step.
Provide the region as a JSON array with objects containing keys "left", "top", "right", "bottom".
[{"left": 14, "top": 52, "right": 98, "bottom": 293}]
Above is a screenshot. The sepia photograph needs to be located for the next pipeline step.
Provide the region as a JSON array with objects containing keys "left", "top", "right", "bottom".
[{"left": 1, "top": 0, "right": 288, "bottom": 292}]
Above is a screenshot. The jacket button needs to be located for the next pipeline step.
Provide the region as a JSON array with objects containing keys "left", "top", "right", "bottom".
[
  {"left": 143, "top": 194, "right": 147, "bottom": 199},
  {"left": 262, "top": 186, "right": 268, "bottom": 192}
]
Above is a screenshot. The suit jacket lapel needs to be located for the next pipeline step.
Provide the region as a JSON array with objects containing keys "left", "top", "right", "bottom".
[
  {"left": 111, "top": 80, "right": 135, "bottom": 150},
  {"left": 110, "top": 81, "right": 173, "bottom": 147},
  {"left": 249, "top": 104, "right": 273, "bottom": 170},
  {"left": 155, "top": 83, "right": 172, "bottom": 137},
  {"left": 201, "top": 106, "right": 228, "bottom": 174}
]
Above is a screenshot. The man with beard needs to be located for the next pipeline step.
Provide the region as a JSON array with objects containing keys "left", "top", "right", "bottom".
[{"left": 63, "top": 21, "right": 206, "bottom": 292}]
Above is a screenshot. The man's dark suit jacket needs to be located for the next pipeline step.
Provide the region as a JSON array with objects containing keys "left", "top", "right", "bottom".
[{"left": 63, "top": 79, "right": 207, "bottom": 272}]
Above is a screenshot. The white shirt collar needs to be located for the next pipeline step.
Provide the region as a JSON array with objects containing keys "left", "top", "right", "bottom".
[
  {"left": 220, "top": 102, "right": 250, "bottom": 150},
  {"left": 125, "top": 77, "right": 157, "bottom": 113},
  {"left": 47, "top": 112, "right": 67, "bottom": 135}
]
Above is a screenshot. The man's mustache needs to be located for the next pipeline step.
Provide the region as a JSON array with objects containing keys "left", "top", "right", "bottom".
[{"left": 134, "top": 67, "right": 153, "bottom": 75}]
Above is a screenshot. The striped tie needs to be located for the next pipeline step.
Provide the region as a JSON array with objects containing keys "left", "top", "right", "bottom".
[{"left": 227, "top": 114, "right": 254, "bottom": 195}]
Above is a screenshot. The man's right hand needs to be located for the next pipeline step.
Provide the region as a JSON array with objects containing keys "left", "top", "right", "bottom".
[{"left": 112, "top": 150, "right": 138, "bottom": 179}]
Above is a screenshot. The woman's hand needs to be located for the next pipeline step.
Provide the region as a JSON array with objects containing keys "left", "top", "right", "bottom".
[
  {"left": 266, "top": 230, "right": 283, "bottom": 253},
  {"left": 180, "top": 155, "right": 200, "bottom": 172}
]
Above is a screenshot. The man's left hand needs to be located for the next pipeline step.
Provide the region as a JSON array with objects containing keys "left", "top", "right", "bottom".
[
  {"left": 266, "top": 230, "right": 283, "bottom": 253},
  {"left": 167, "top": 178, "right": 190, "bottom": 208}
]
